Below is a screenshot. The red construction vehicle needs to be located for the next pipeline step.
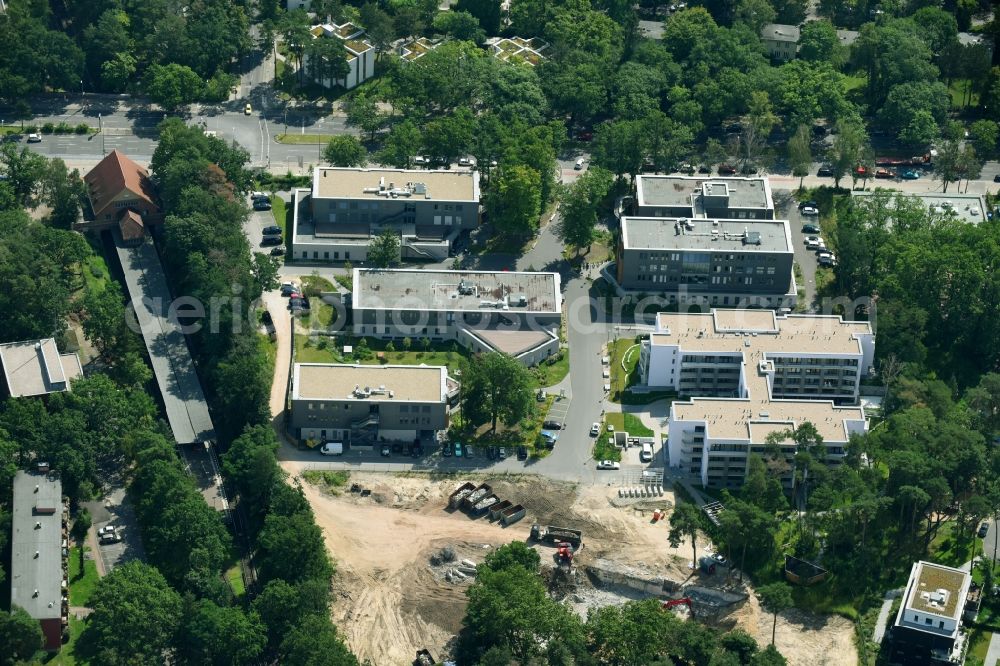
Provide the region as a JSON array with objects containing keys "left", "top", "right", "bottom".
[
  {"left": 662, "top": 597, "right": 693, "bottom": 611},
  {"left": 556, "top": 542, "right": 574, "bottom": 569}
]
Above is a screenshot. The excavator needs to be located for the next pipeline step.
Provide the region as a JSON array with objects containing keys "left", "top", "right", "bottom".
[{"left": 662, "top": 597, "right": 693, "bottom": 611}]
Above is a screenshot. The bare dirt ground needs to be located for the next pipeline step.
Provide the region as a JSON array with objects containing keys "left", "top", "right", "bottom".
[{"left": 295, "top": 472, "right": 856, "bottom": 666}]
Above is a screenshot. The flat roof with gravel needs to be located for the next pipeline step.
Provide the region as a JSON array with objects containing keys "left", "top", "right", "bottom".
[
  {"left": 0, "top": 338, "right": 81, "bottom": 398},
  {"left": 621, "top": 217, "right": 791, "bottom": 252},
  {"left": 353, "top": 269, "right": 561, "bottom": 314},
  {"left": 11, "top": 471, "right": 62, "bottom": 621},
  {"left": 293, "top": 363, "right": 447, "bottom": 402},
  {"left": 851, "top": 190, "right": 987, "bottom": 225},
  {"left": 313, "top": 168, "right": 479, "bottom": 202},
  {"left": 635, "top": 176, "right": 773, "bottom": 211}
]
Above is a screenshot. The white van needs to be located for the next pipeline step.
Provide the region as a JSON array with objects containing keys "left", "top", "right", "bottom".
[
  {"left": 320, "top": 442, "right": 344, "bottom": 456},
  {"left": 574, "top": 157, "right": 585, "bottom": 170},
  {"left": 640, "top": 441, "right": 653, "bottom": 463}
]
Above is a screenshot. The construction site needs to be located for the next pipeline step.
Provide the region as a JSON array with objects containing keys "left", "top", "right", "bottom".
[{"left": 294, "top": 471, "right": 857, "bottom": 666}]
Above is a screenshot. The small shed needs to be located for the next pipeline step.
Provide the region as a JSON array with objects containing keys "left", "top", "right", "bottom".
[{"left": 784, "top": 555, "right": 828, "bottom": 586}]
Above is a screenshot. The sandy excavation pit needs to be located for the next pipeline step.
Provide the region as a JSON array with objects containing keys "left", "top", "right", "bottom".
[{"left": 295, "top": 472, "right": 857, "bottom": 666}]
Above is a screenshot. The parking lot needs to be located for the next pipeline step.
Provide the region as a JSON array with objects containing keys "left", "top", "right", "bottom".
[
  {"left": 242, "top": 192, "right": 289, "bottom": 256},
  {"left": 543, "top": 394, "right": 571, "bottom": 428},
  {"left": 780, "top": 197, "right": 820, "bottom": 310},
  {"left": 85, "top": 485, "right": 145, "bottom": 575}
]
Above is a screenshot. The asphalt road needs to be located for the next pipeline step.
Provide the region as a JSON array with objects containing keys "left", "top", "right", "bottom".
[{"left": 777, "top": 194, "right": 821, "bottom": 311}]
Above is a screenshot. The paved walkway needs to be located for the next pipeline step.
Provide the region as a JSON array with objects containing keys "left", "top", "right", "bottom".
[
  {"left": 872, "top": 589, "right": 903, "bottom": 643},
  {"left": 986, "top": 632, "right": 1000, "bottom": 666}
]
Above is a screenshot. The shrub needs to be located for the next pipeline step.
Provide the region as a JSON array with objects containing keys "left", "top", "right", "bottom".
[
  {"left": 75, "top": 123, "right": 89, "bottom": 134},
  {"left": 55, "top": 122, "right": 73, "bottom": 134},
  {"left": 24, "top": 125, "right": 38, "bottom": 134},
  {"left": 41, "top": 122, "right": 55, "bottom": 134}
]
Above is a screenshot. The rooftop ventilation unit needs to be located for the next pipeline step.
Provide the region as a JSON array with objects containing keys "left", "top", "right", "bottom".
[
  {"left": 743, "top": 231, "right": 762, "bottom": 245},
  {"left": 457, "top": 280, "right": 475, "bottom": 295}
]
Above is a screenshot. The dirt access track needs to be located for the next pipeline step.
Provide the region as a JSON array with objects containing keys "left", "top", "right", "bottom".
[{"left": 295, "top": 471, "right": 856, "bottom": 666}]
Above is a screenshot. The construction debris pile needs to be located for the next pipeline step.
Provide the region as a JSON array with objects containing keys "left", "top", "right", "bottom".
[{"left": 428, "top": 545, "right": 481, "bottom": 585}]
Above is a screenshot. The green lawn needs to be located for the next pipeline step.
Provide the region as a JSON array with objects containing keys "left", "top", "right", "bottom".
[
  {"left": 529, "top": 350, "right": 569, "bottom": 388},
  {"left": 300, "top": 274, "right": 335, "bottom": 295},
  {"left": 67, "top": 547, "right": 99, "bottom": 607},
  {"left": 275, "top": 133, "right": 337, "bottom": 145},
  {"left": 270, "top": 195, "right": 287, "bottom": 236},
  {"left": 303, "top": 470, "right": 351, "bottom": 493},
  {"left": 843, "top": 73, "right": 867, "bottom": 92},
  {"left": 225, "top": 564, "right": 246, "bottom": 600},
  {"left": 948, "top": 79, "right": 979, "bottom": 109},
  {"left": 608, "top": 338, "right": 640, "bottom": 401},
  {"left": 929, "top": 520, "right": 977, "bottom": 569},
  {"left": 48, "top": 614, "right": 88, "bottom": 665}
]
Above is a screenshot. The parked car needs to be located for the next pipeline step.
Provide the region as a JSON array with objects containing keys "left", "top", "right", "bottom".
[
  {"left": 818, "top": 255, "right": 837, "bottom": 267},
  {"left": 319, "top": 442, "right": 344, "bottom": 456},
  {"left": 99, "top": 528, "right": 122, "bottom": 545},
  {"left": 717, "top": 163, "right": 737, "bottom": 175},
  {"left": 498, "top": 447, "right": 507, "bottom": 460},
  {"left": 413, "top": 155, "right": 428, "bottom": 165},
  {"left": 574, "top": 157, "right": 585, "bottom": 170},
  {"left": 817, "top": 165, "right": 833, "bottom": 177},
  {"left": 596, "top": 460, "right": 621, "bottom": 470},
  {"left": 800, "top": 206, "right": 819, "bottom": 216},
  {"left": 261, "top": 236, "right": 282, "bottom": 246},
  {"left": 280, "top": 284, "right": 298, "bottom": 296},
  {"left": 262, "top": 225, "right": 282, "bottom": 235},
  {"left": 590, "top": 422, "right": 601, "bottom": 436},
  {"left": 517, "top": 446, "right": 528, "bottom": 461},
  {"left": 697, "top": 165, "right": 712, "bottom": 174},
  {"left": 801, "top": 223, "right": 820, "bottom": 234},
  {"left": 441, "top": 442, "right": 452, "bottom": 457},
  {"left": 874, "top": 168, "right": 896, "bottom": 179},
  {"left": 979, "top": 522, "right": 990, "bottom": 538},
  {"left": 26, "top": 133, "right": 41, "bottom": 143},
  {"left": 380, "top": 444, "right": 391, "bottom": 457},
  {"left": 487, "top": 446, "right": 498, "bottom": 460},
  {"left": 244, "top": 103, "right": 252, "bottom": 115},
  {"left": 678, "top": 163, "right": 695, "bottom": 174},
  {"left": 253, "top": 199, "right": 272, "bottom": 211},
  {"left": 251, "top": 191, "right": 268, "bottom": 200},
  {"left": 901, "top": 169, "right": 920, "bottom": 180},
  {"left": 797, "top": 200, "right": 817, "bottom": 211},
  {"left": 98, "top": 525, "right": 117, "bottom": 536},
  {"left": 543, "top": 420, "right": 563, "bottom": 430},
  {"left": 458, "top": 157, "right": 476, "bottom": 167},
  {"left": 270, "top": 246, "right": 285, "bottom": 256},
  {"left": 994, "top": 174, "right": 1000, "bottom": 183},
  {"left": 575, "top": 130, "right": 593, "bottom": 141},
  {"left": 453, "top": 441, "right": 463, "bottom": 457},
  {"left": 709, "top": 552, "right": 729, "bottom": 567},
  {"left": 805, "top": 236, "right": 825, "bottom": 249}
]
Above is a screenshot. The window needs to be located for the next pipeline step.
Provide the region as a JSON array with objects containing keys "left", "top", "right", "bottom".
[
  {"left": 338, "top": 201, "right": 348, "bottom": 209},
  {"left": 345, "top": 252, "right": 350, "bottom": 259},
  {"left": 334, "top": 252, "right": 339, "bottom": 259},
  {"left": 324, "top": 252, "right": 329, "bottom": 259},
  {"left": 925, "top": 618, "right": 932, "bottom": 625}
]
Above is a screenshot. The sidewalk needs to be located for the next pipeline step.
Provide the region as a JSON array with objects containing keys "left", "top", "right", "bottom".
[{"left": 986, "top": 632, "right": 1000, "bottom": 666}]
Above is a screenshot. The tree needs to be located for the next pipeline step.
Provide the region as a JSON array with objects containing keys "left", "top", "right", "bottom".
[
  {"left": 554, "top": 167, "right": 613, "bottom": 252},
  {"left": 739, "top": 91, "right": 778, "bottom": 170},
  {"left": 0, "top": 142, "right": 48, "bottom": 206},
  {"left": 462, "top": 352, "right": 534, "bottom": 431},
  {"left": 252, "top": 578, "right": 331, "bottom": 649},
  {"left": 757, "top": 582, "right": 793, "bottom": 646},
  {"left": 968, "top": 119, "right": 999, "bottom": 159},
  {"left": 323, "top": 135, "right": 367, "bottom": 167},
  {"left": 344, "top": 91, "right": 388, "bottom": 142},
  {"left": 454, "top": 0, "right": 502, "bottom": 35},
  {"left": 367, "top": 230, "right": 400, "bottom": 268},
  {"left": 280, "top": 615, "right": 359, "bottom": 666},
  {"left": 787, "top": 125, "right": 812, "bottom": 191},
  {"left": 222, "top": 425, "right": 281, "bottom": 525},
  {"left": 422, "top": 107, "right": 476, "bottom": 165},
  {"left": 586, "top": 599, "right": 680, "bottom": 665},
  {"left": 486, "top": 164, "right": 542, "bottom": 237},
  {"left": 432, "top": 11, "right": 486, "bottom": 43},
  {"left": 359, "top": 3, "right": 395, "bottom": 55},
  {"left": 668, "top": 502, "right": 702, "bottom": 567},
  {"left": 71, "top": 508, "right": 92, "bottom": 573},
  {"left": 798, "top": 20, "right": 843, "bottom": 65},
  {"left": 899, "top": 110, "right": 940, "bottom": 150},
  {"left": 41, "top": 158, "right": 85, "bottom": 229},
  {"left": 734, "top": 0, "right": 776, "bottom": 33},
  {"left": 377, "top": 120, "right": 422, "bottom": 169},
  {"left": 878, "top": 81, "right": 950, "bottom": 134},
  {"left": 482, "top": 541, "right": 541, "bottom": 573},
  {"left": 304, "top": 36, "right": 350, "bottom": 86},
  {"left": 144, "top": 63, "right": 204, "bottom": 112},
  {"left": 592, "top": 118, "right": 646, "bottom": 181},
  {"left": 827, "top": 118, "right": 867, "bottom": 189},
  {"left": 0, "top": 607, "right": 43, "bottom": 666},
  {"left": 932, "top": 124, "right": 964, "bottom": 192},
  {"left": 256, "top": 510, "right": 333, "bottom": 586},
  {"left": 80, "top": 562, "right": 183, "bottom": 665},
  {"left": 177, "top": 600, "right": 267, "bottom": 666}
]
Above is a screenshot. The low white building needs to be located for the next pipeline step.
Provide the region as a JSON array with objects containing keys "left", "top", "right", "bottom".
[
  {"left": 304, "top": 22, "right": 375, "bottom": 90},
  {"left": 760, "top": 23, "right": 800, "bottom": 61},
  {"left": 649, "top": 309, "right": 875, "bottom": 489},
  {"left": 888, "top": 561, "right": 973, "bottom": 664}
]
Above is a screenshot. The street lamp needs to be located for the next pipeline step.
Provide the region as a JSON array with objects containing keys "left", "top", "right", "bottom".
[{"left": 80, "top": 79, "right": 83, "bottom": 96}]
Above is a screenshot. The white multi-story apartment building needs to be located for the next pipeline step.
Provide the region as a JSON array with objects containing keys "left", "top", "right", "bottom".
[
  {"left": 646, "top": 309, "right": 875, "bottom": 489},
  {"left": 888, "top": 561, "right": 974, "bottom": 664}
]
